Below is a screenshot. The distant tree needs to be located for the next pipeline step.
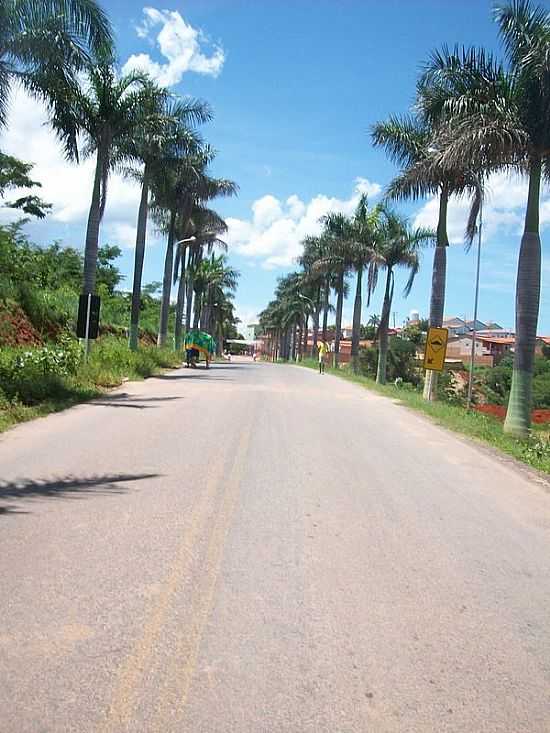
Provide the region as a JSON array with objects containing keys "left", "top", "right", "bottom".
[
  {"left": 142, "top": 282, "right": 162, "bottom": 298},
  {"left": 401, "top": 324, "right": 423, "bottom": 345},
  {"left": 96, "top": 245, "right": 123, "bottom": 294},
  {"left": 418, "top": 317, "right": 429, "bottom": 332},
  {"left": 360, "top": 324, "right": 376, "bottom": 340},
  {"left": 0, "top": 152, "right": 50, "bottom": 218}
]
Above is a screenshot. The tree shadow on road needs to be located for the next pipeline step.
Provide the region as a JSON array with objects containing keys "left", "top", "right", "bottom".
[
  {"left": 0, "top": 473, "right": 159, "bottom": 513},
  {"left": 87, "top": 394, "right": 183, "bottom": 409},
  {"left": 153, "top": 374, "right": 233, "bottom": 381},
  {"left": 0, "top": 505, "right": 29, "bottom": 516}
]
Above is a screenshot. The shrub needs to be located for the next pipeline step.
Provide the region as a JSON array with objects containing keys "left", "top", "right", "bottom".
[{"left": 359, "top": 337, "right": 420, "bottom": 385}]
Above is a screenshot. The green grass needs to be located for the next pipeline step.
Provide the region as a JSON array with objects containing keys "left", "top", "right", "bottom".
[
  {"left": 0, "top": 337, "right": 183, "bottom": 433},
  {"left": 294, "top": 358, "right": 550, "bottom": 476}
]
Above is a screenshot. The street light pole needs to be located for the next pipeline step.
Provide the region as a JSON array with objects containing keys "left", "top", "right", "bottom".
[
  {"left": 174, "top": 235, "right": 196, "bottom": 328},
  {"left": 467, "top": 194, "right": 483, "bottom": 409}
]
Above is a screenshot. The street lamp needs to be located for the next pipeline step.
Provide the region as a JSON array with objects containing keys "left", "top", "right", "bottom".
[
  {"left": 297, "top": 293, "right": 314, "bottom": 307},
  {"left": 175, "top": 235, "right": 196, "bottom": 246}
]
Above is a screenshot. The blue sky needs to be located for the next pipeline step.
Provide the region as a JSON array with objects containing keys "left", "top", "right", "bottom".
[{"left": 2, "top": 0, "right": 549, "bottom": 332}]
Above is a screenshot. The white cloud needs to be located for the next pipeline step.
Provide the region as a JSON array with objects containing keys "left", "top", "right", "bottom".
[
  {"left": 413, "top": 170, "right": 548, "bottom": 244},
  {"left": 0, "top": 86, "right": 155, "bottom": 250},
  {"left": 227, "top": 177, "right": 381, "bottom": 269},
  {"left": 123, "top": 7, "right": 225, "bottom": 86}
]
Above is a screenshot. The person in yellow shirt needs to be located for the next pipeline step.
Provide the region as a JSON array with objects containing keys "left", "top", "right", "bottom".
[{"left": 317, "top": 340, "right": 329, "bottom": 374}]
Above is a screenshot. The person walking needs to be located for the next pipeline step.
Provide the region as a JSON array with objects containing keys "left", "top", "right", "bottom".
[{"left": 317, "top": 340, "right": 328, "bottom": 374}]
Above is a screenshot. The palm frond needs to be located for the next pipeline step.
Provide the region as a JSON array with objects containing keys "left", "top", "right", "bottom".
[{"left": 371, "top": 114, "right": 430, "bottom": 168}]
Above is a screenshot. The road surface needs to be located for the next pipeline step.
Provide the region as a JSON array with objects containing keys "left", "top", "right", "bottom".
[{"left": 1, "top": 358, "right": 549, "bottom": 732}]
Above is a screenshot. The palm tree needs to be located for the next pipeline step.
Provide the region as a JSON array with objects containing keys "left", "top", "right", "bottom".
[
  {"left": 368, "top": 313, "right": 381, "bottom": 328},
  {"left": 0, "top": 0, "right": 112, "bottom": 131},
  {"left": 268, "top": 272, "right": 309, "bottom": 361},
  {"left": 297, "top": 236, "right": 326, "bottom": 357},
  {"left": 126, "top": 88, "right": 211, "bottom": 350},
  {"left": 193, "top": 253, "right": 239, "bottom": 337},
  {"left": 372, "top": 112, "right": 481, "bottom": 399},
  {"left": 169, "top": 161, "right": 236, "bottom": 349},
  {"left": 367, "top": 211, "right": 433, "bottom": 384},
  {"left": 420, "top": 1, "right": 550, "bottom": 436},
  {"left": 315, "top": 212, "right": 355, "bottom": 367},
  {"left": 51, "top": 63, "right": 148, "bottom": 298},
  {"left": 181, "top": 205, "right": 229, "bottom": 337},
  {"left": 149, "top": 150, "right": 226, "bottom": 348},
  {"left": 348, "top": 195, "right": 380, "bottom": 373}
]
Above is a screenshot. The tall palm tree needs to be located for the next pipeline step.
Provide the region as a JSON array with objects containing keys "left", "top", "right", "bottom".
[
  {"left": 51, "top": 63, "right": 148, "bottom": 297},
  {"left": 126, "top": 88, "right": 211, "bottom": 350},
  {"left": 149, "top": 150, "right": 224, "bottom": 347},
  {"left": 420, "top": 1, "right": 550, "bottom": 436},
  {"left": 372, "top": 112, "right": 481, "bottom": 399},
  {"left": 181, "top": 205, "right": 228, "bottom": 338},
  {"left": 348, "top": 195, "right": 380, "bottom": 373},
  {"left": 0, "top": 0, "right": 112, "bottom": 131},
  {"left": 297, "top": 235, "right": 326, "bottom": 357},
  {"left": 367, "top": 211, "right": 433, "bottom": 384},
  {"left": 170, "top": 163, "right": 236, "bottom": 349},
  {"left": 315, "top": 212, "right": 355, "bottom": 367},
  {"left": 193, "top": 253, "right": 239, "bottom": 336}
]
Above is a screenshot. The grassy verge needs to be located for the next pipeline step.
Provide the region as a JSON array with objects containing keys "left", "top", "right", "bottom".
[
  {"left": 0, "top": 337, "right": 183, "bottom": 433},
  {"left": 294, "top": 358, "right": 550, "bottom": 476}
]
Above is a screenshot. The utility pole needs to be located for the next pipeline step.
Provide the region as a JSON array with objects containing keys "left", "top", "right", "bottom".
[{"left": 467, "top": 190, "right": 483, "bottom": 409}]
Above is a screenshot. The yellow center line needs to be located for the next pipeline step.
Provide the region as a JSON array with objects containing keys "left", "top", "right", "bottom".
[
  {"left": 150, "top": 414, "right": 254, "bottom": 731},
  {"left": 100, "top": 439, "right": 231, "bottom": 733}
]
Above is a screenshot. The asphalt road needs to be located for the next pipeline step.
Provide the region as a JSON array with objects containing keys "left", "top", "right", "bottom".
[{"left": 1, "top": 358, "right": 550, "bottom": 732}]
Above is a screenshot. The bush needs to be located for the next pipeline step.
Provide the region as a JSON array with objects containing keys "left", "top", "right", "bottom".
[
  {"left": 436, "top": 370, "right": 466, "bottom": 405},
  {"left": 359, "top": 337, "right": 420, "bottom": 385},
  {"left": 480, "top": 355, "right": 549, "bottom": 408},
  {"left": 0, "top": 336, "right": 82, "bottom": 403}
]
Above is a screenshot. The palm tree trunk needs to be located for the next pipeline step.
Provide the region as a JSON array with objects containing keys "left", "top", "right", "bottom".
[
  {"left": 129, "top": 167, "right": 150, "bottom": 351},
  {"left": 322, "top": 276, "right": 330, "bottom": 341},
  {"left": 187, "top": 247, "right": 202, "bottom": 331},
  {"left": 185, "top": 274, "right": 194, "bottom": 331},
  {"left": 376, "top": 269, "right": 394, "bottom": 384},
  {"left": 351, "top": 266, "right": 363, "bottom": 373},
  {"left": 217, "top": 317, "right": 223, "bottom": 356},
  {"left": 423, "top": 188, "right": 449, "bottom": 401},
  {"left": 174, "top": 244, "right": 188, "bottom": 351},
  {"left": 334, "top": 271, "right": 344, "bottom": 367},
  {"left": 303, "top": 313, "right": 309, "bottom": 356},
  {"left": 193, "top": 291, "right": 201, "bottom": 329},
  {"left": 504, "top": 160, "right": 542, "bottom": 437},
  {"left": 82, "top": 147, "right": 104, "bottom": 295},
  {"left": 157, "top": 208, "right": 177, "bottom": 348},
  {"left": 312, "top": 285, "right": 321, "bottom": 358}
]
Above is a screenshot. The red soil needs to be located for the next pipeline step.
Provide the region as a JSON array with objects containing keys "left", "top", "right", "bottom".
[
  {"left": 0, "top": 303, "right": 42, "bottom": 347},
  {"left": 474, "top": 403, "right": 550, "bottom": 424}
]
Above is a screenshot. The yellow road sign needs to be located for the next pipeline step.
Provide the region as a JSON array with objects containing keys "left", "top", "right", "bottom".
[{"left": 423, "top": 327, "right": 449, "bottom": 372}]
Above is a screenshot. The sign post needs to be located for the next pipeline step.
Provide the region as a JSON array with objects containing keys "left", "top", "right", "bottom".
[
  {"left": 84, "top": 293, "right": 92, "bottom": 360},
  {"left": 423, "top": 327, "right": 448, "bottom": 372},
  {"left": 77, "top": 294, "right": 101, "bottom": 360}
]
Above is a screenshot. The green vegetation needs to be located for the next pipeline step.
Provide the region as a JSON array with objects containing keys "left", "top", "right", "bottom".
[
  {"left": 473, "top": 356, "right": 550, "bottom": 409},
  {"left": 0, "top": 222, "right": 228, "bottom": 432},
  {"left": 295, "top": 357, "right": 550, "bottom": 475},
  {"left": 0, "top": 338, "right": 181, "bottom": 433}
]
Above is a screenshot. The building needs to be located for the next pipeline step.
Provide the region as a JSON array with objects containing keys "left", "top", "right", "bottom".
[
  {"left": 442, "top": 316, "right": 490, "bottom": 337},
  {"left": 445, "top": 332, "right": 514, "bottom": 367}
]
